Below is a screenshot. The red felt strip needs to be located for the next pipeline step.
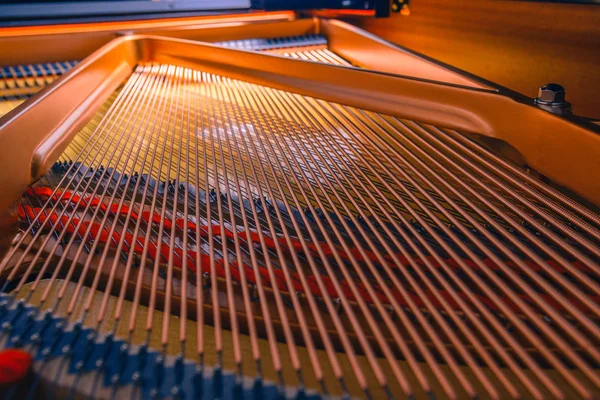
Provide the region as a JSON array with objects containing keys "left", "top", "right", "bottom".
[
  {"left": 19, "top": 203, "right": 598, "bottom": 316},
  {"left": 26, "top": 186, "right": 594, "bottom": 277}
]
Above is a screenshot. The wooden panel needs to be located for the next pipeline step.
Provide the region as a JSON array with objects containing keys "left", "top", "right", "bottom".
[{"left": 347, "top": 0, "right": 600, "bottom": 119}]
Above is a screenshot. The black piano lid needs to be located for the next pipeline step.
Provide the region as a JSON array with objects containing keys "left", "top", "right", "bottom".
[{"left": 0, "top": 0, "right": 389, "bottom": 27}]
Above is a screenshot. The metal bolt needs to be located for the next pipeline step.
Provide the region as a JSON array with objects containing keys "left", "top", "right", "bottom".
[
  {"left": 535, "top": 83, "right": 570, "bottom": 109},
  {"left": 538, "top": 83, "right": 565, "bottom": 103}
]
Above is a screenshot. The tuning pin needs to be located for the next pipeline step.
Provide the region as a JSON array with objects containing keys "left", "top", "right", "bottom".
[
  {"left": 168, "top": 180, "right": 176, "bottom": 194},
  {"left": 303, "top": 207, "right": 314, "bottom": 222},
  {"left": 334, "top": 297, "right": 343, "bottom": 314},
  {"left": 253, "top": 197, "right": 264, "bottom": 213}
]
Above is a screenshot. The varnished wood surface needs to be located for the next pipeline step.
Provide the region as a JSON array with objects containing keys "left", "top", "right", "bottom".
[{"left": 347, "top": 0, "right": 600, "bottom": 119}]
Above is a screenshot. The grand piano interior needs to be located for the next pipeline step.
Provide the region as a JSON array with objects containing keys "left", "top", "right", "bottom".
[{"left": 0, "top": 1, "right": 598, "bottom": 399}]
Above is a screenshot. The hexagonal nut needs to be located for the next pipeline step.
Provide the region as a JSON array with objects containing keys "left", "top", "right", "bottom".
[{"left": 538, "top": 83, "right": 566, "bottom": 104}]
